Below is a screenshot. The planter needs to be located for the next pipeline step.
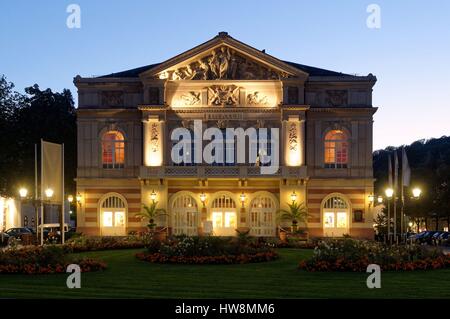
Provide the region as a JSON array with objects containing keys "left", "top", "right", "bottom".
[
  {"left": 279, "top": 231, "right": 287, "bottom": 242},
  {"left": 152, "top": 230, "right": 167, "bottom": 241}
]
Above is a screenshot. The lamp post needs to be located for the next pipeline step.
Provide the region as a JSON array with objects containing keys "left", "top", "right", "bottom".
[
  {"left": 411, "top": 187, "right": 422, "bottom": 233},
  {"left": 385, "top": 188, "right": 394, "bottom": 242}
]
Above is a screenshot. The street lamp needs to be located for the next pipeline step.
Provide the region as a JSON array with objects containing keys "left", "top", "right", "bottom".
[
  {"left": 412, "top": 187, "right": 422, "bottom": 199},
  {"left": 19, "top": 188, "right": 28, "bottom": 199},
  {"left": 385, "top": 188, "right": 394, "bottom": 240},
  {"left": 377, "top": 196, "right": 383, "bottom": 204},
  {"left": 290, "top": 191, "right": 297, "bottom": 203},
  {"left": 67, "top": 195, "right": 74, "bottom": 203},
  {"left": 385, "top": 188, "right": 394, "bottom": 199}
]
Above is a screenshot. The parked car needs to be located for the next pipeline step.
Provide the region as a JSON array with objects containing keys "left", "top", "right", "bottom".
[
  {"left": 5, "top": 227, "right": 33, "bottom": 238},
  {"left": 0, "top": 232, "right": 11, "bottom": 246},
  {"left": 4, "top": 227, "right": 34, "bottom": 245},
  {"left": 411, "top": 231, "right": 437, "bottom": 244}
]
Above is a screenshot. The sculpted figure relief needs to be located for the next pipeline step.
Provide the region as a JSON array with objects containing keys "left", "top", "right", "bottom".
[
  {"left": 161, "top": 46, "right": 289, "bottom": 80},
  {"left": 208, "top": 85, "right": 240, "bottom": 106},
  {"left": 247, "top": 91, "right": 269, "bottom": 106},
  {"left": 180, "top": 91, "right": 201, "bottom": 105}
]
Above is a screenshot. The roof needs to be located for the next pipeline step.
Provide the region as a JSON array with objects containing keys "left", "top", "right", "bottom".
[{"left": 95, "top": 32, "right": 364, "bottom": 79}]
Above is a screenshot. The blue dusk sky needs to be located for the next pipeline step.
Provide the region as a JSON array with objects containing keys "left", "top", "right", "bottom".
[{"left": 1, "top": 0, "right": 449, "bottom": 150}]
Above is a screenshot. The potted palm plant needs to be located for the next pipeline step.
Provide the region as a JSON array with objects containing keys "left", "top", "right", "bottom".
[
  {"left": 136, "top": 201, "right": 168, "bottom": 240},
  {"left": 277, "top": 201, "right": 309, "bottom": 240}
]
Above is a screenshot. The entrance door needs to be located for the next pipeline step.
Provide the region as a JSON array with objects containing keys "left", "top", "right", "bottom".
[
  {"left": 212, "top": 211, "right": 237, "bottom": 236},
  {"left": 249, "top": 195, "right": 276, "bottom": 236},
  {"left": 211, "top": 194, "right": 238, "bottom": 236},
  {"left": 172, "top": 194, "right": 199, "bottom": 236},
  {"left": 323, "top": 196, "right": 349, "bottom": 237},
  {"left": 100, "top": 195, "right": 127, "bottom": 236}
]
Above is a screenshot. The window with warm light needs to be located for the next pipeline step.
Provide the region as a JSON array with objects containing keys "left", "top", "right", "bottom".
[
  {"left": 324, "top": 130, "right": 348, "bottom": 168},
  {"left": 102, "top": 130, "right": 125, "bottom": 169}
]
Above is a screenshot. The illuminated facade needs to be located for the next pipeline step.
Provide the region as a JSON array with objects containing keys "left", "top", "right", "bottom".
[{"left": 74, "top": 32, "right": 377, "bottom": 238}]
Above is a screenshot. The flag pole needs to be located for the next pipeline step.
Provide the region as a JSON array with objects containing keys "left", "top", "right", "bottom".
[
  {"left": 61, "top": 143, "right": 65, "bottom": 244},
  {"left": 400, "top": 149, "right": 404, "bottom": 238},
  {"left": 34, "top": 143, "right": 39, "bottom": 242},
  {"left": 40, "top": 139, "right": 44, "bottom": 246}
]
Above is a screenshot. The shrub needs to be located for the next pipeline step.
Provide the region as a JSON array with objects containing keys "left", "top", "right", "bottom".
[
  {"left": 137, "top": 235, "right": 279, "bottom": 264},
  {"left": 298, "top": 239, "right": 450, "bottom": 272},
  {"left": 0, "top": 245, "right": 107, "bottom": 274},
  {"left": 65, "top": 235, "right": 146, "bottom": 252}
]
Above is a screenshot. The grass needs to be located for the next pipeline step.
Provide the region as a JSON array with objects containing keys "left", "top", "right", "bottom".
[{"left": 0, "top": 248, "right": 449, "bottom": 298}]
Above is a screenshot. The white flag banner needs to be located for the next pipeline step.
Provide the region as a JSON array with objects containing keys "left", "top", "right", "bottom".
[
  {"left": 388, "top": 154, "right": 393, "bottom": 188},
  {"left": 394, "top": 150, "right": 399, "bottom": 192},
  {"left": 402, "top": 147, "right": 411, "bottom": 187},
  {"left": 41, "top": 140, "right": 63, "bottom": 203}
]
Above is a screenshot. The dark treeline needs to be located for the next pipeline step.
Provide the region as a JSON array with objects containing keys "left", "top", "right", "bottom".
[
  {"left": 0, "top": 75, "right": 76, "bottom": 197},
  {"left": 373, "top": 137, "right": 450, "bottom": 231}
]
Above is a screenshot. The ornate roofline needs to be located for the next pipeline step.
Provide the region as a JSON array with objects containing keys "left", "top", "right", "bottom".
[{"left": 139, "top": 32, "right": 307, "bottom": 79}]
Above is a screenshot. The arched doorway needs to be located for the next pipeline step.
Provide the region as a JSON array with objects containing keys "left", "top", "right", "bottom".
[
  {"left": 171, "top": 193, "right": 199, "bottom": 236},
  {"left": 99, "top": 194, "right": 127, "bottom": 236},
  {"left": 249, "top": 194, "right": 277, "bottom": 237},
  {"left": 211, "top": 194, "right": 237, "bottom": 236},
  {"left": 322, "top": 195, "right": 350, "bottom": 237}
]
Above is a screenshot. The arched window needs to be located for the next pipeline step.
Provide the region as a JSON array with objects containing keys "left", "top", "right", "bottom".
[
  {"left": 102, "top": 130, "right": 125, "bottom": 169},
  {"left": 100, "top": 194, "right": 127, "bottom": 236},
  {"left": 322, "top": 195, "right": 350, "bottom": 237},
  {"left": 324, "top": 130, "right": 348, "bottom": 168}
]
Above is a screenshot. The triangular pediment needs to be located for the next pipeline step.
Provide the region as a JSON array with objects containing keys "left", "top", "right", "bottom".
[{"left": 140, "top": 32, "right": 308, "bottom": 81}]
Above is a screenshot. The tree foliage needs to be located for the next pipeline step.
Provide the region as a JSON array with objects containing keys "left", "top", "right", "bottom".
[
  {"left": 0, "top": 75, "right": 76, "bottom": 197},
  {"left": 373, "top": 137, "right": 450, "bottom": 230}
]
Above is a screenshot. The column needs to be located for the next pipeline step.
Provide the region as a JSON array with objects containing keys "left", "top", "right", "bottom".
[{"left": 143, "top": 116, "right": 163, "bottom": 166}]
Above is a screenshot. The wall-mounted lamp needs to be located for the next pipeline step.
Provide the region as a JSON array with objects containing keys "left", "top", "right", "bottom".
[
  {"left": 199, "top": 192, "right": 206, "bottom": 207},
  {"left": 76, "top": 192, "right": 82, "bottom": 206},
  {"left": 45, "top": 188, "right": 54, "bottom": 199},
  {"left": 368, "top": 194, "right": 375, "bottom": 207},
  {"left": 67, "top": 195, "right": 74, "bottom": 203},
  {"left": 150, "top": 190, "right": 157, "bottom": 203},
  {"left": 290, "top": 191, "right": 297, "bottom": 203},
  {"left": 19, "top": 188, "right": 28, "bottom": 199},
  {"left": 240, "top": 192, "right": 246, "bottom": 208}
]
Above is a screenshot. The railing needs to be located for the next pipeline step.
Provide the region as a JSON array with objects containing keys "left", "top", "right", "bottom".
[{"left": 139, "top": 165, "right": 307, "bottom": 178}]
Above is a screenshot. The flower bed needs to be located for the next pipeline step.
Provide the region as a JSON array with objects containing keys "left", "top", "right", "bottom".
[
  {"left": 0, "top": 245, "right": 107, "bottom": 275},
  {"left": 65, "top": 235, "right": 146, "bottom": 252},
  {"left": 136, "top": 235, "right": 279, "bottom": 264},
  {"left": 298, "top": 239, "right": 450, "bottom": 272}
]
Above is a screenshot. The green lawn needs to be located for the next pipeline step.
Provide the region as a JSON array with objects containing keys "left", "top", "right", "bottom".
[{"left": 1, "top": 248, "right": 449, "bottom": 298}]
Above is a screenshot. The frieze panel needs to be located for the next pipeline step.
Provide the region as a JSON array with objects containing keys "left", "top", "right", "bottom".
[{"left": 101, "top": 91, "right": 123, "bottom": 107}]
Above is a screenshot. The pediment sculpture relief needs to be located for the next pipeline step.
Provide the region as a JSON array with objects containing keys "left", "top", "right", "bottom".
[
  {"left": 247, "top": 91, "right": 269, "bottom": 106},
  {"left": 207, "top": 85, "right": 240, "bottom": 106},
  {"left": 180, "top": 91, "right": 201, "bottom": 105},
  {"left": 159, "top": 46, "right": 290, "bottom": 81}
]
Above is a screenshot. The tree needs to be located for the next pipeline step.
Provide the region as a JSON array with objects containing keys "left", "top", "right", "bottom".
[
  {"left": 277, "top": 201, "right": 308, "bottom": 232},
  {"left": 135, "top": 202, "right": 168, "bottom": 230}
]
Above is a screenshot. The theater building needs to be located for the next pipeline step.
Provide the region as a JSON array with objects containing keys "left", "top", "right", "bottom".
[{"left": 74, "top": 32, "right": 377, "bottom": 239}]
